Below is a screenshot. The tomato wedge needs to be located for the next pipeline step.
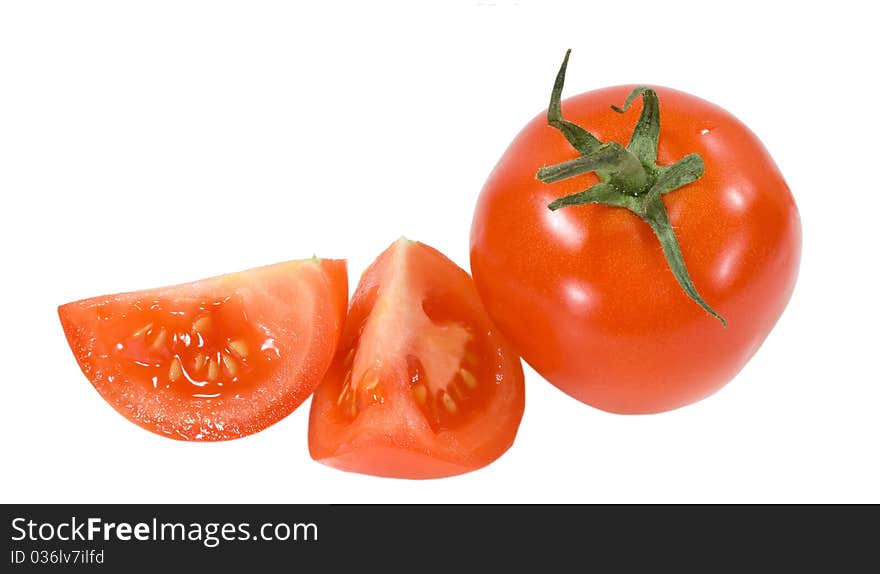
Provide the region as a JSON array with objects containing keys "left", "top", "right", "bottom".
[
  {"left": 308, "top": 239, "right": 524, "bottom": 479},
  {"left": 58, "top": 258, "right": 347, "bottom": 441}
]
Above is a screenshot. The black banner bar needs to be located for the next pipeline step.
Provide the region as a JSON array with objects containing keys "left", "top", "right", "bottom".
[{"left": 3, "top": 505, "right": 877, "bottom": 570}]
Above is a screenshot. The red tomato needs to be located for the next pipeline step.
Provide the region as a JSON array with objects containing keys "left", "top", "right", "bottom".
[
  {"left": 59, "top": 258, "right": 347, "bottom": 440},
  {"left": 308, "top": 239, "right": 524, "bottom": 478},
  {"left": 470, "top": 54, "right": 801, "bottom": 413}
]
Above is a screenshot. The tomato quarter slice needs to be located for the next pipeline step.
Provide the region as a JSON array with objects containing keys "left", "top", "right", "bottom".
[
  {"left": 59, "top": 258, "right": 347, "bottom": 441},
  {"left": 308, "top": 239, "right": 525, "bottom": 479}
]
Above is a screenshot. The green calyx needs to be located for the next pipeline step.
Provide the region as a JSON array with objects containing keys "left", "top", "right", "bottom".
[{"left": 538, "top": 49, "right": 726, "bottom": 327}]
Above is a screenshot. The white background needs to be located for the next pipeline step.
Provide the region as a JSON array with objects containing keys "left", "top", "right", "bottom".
[{"left": 1, "top": 0, "right": 877, "bottom": 503}]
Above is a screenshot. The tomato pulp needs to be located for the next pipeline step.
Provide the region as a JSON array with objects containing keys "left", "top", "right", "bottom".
[
  {"left": 309, "top": 239, "right": 524, "bottom": 478},
  {"left": 59, "top": 258, "right": 347, "bottom": 440},
  {"left": 471, "top": 78, "right": 801, "bottom": 413}
]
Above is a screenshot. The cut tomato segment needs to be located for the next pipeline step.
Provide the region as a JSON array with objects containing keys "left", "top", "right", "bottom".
[
  {"left": 59, "top": 258, "right": 347, "bottom": 441},
  {"left": 308, "top": 239, "right": 524, "bottom": 479}
]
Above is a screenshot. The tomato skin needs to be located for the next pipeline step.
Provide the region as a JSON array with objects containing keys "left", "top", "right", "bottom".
[
  {"left": 471, "top": 85, "right": 801, "bottom": 413},
  {"left": 309, "top": 240, "right": 525, "bottom": 478},
  {"left": 59, "top": 258, "right": 347, "bottom": 440}
]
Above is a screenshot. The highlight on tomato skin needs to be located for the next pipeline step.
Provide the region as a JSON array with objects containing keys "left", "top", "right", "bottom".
[
  {"left": 58, "top": 257, "right": 348, "bottom": 441},
  {"left": 308, "top": 238, "right": 525, "bottom": 479}
]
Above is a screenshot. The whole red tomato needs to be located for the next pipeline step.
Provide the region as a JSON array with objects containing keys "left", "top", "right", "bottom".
[{"left": 470, "top": 51, "right": 801, "bottom": 413}]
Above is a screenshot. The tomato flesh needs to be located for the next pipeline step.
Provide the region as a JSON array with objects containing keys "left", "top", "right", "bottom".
[
  {"left": 96, "top": 295, "right": 281, "bottom": 400},
  {"left": 308, "top": 239, "right": 524, "bottom": 478},
  {"left": 59, "top": 258, "right": 347, "bottom": 440}
]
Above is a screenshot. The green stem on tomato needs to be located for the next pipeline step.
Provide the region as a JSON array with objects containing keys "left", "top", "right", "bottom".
[{"left": 538, "top": 49, "right": 726, "bottom": 326}]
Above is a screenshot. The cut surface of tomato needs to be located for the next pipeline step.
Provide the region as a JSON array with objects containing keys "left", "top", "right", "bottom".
[
  {"left": 59, "top": 258, "right": 347, "bottom": 440},
  {"left": 308, "top": 239, "right": 524, "bottom": 479}
]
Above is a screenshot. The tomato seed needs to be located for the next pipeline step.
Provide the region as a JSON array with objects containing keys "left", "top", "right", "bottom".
[
  {"left": 459, "top": 368, "right": 478, "bottom": 389},
  {"left": 343, "top": 348, "right": 355, "bottom": 368},
  {"left": 168, "top": 357, "right": 183, "bottom": 382},
  {"left": 191, "top": 315, "right": 211, "bottom": 334},
  {"left": 412, "top": 383, "right": 428, "bottom": 406},
  {"left": 207, "top": 358, "right": 220, "bottom": 381},
  {"left": 440, "top": 391, "right": 459, "bottom": 415},
  {"left": 132, "top": 322, "right": 153, "bottom": 338},
  {"left": 337, "top": 384, "right": 350, "bottom": 406},
  {"left": 151, "top": 328, "right": 168, "bottom": 350},
  {"left": 361, "top": 371, "right": 379, "bottom": 392},
  {"left": 221, "top": 353, "right": 239, "bottom": 376},
  {"left": 227, "top": 338, "right": 248, "bottom": 358}
]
